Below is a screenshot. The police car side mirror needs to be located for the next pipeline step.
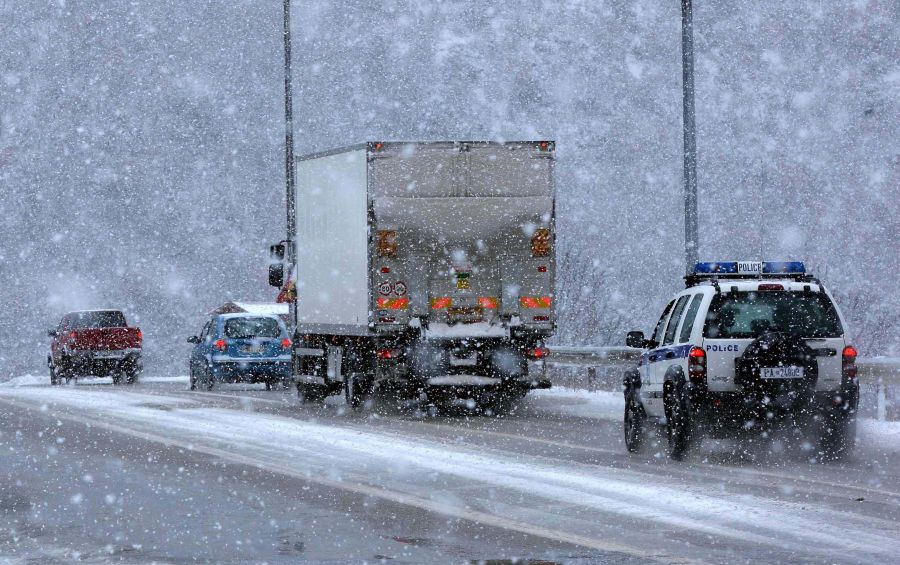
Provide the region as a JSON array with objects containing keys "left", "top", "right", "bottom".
[
  {"left": 626, "top": 331, "right": 647, "bottom": 349},
  {"left": 268, "top": 263, "right": 284, "bottom": 288}
]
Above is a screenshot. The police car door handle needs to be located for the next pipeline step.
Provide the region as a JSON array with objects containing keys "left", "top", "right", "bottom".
[{"left": 664, "top": 351, "right": 676, "bottom": 359}]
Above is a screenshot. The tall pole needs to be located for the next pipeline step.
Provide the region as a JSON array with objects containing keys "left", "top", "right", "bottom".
[
  {"left": 681, "top": 0, "right": 699, "bottom": 274},
  {"left": 283, "top": 0, "right": 297, "bottom": 331}
]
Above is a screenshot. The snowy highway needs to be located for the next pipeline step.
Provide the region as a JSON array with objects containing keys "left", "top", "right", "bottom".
[{"left": 2, "top": 377, "right": 899, "bottom": 564}]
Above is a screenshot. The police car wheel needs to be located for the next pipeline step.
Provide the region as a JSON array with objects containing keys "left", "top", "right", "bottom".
[
  {"left": 820, "top": 412, "right": 856, "bottom": 461},
  {"left": 665, "top": 387, "right": 693, "bottom": 460},
  {"left": 624, "top": 395, "right": 645, "bottom": 453}
]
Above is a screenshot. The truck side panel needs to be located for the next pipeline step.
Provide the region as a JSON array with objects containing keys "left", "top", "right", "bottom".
[{"left": 295, "top": 149, "right": 369, "bottom": 331}]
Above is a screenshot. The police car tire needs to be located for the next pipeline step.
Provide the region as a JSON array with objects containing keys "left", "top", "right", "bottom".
[
  {"left": 624, "top": 395, "right": 645, "bottom": 453},
  {"left": 820, "top": 413, "right": 856, "bottom": 461},
  {"left": 665, "top": 385, "right": 694, "bottom": 460}
]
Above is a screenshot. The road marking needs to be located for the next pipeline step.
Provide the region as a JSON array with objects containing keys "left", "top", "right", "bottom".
[{"left": 0, "top": 395, "right": 706, "bottom": 565}]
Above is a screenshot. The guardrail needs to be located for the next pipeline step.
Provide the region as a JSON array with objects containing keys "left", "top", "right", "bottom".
[{"left": 547, "top": 345, "right": 900, "bottom": 421}]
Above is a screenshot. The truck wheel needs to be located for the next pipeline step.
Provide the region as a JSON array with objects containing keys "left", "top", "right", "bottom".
[
  {"left": 125, "top": 368, "right": 139, "bottom": 385},
  {"left": 298, "top": 383, "right": 327, "bottom": 403},
  {"left": 665, "top": 383, "right": 694, "bottom": 461},
  {"left": 345, "top": 373, "right": 370, "bottom": 409},
  {"left": 624, "top": 393, "right": 646, "bottom": 453},
  {"left": 111, "top": 372, "right": 122, "bottom": 386},
  {"left": 50, "top": 365, "right": 61, "bottom": 386}
]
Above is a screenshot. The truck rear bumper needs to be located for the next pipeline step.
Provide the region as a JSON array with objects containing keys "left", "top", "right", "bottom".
[{"left": 63, "top": 351, "right": 141, "bottom": 377}]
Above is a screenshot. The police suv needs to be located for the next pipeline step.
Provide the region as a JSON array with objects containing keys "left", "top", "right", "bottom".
[{"left": 623, "top": 261, "right": 859, "bottom": 460}]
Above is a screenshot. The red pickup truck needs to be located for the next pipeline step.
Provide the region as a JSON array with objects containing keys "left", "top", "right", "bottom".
[{"left": 48, "top": 310, "right": 143, "bottom": 385}]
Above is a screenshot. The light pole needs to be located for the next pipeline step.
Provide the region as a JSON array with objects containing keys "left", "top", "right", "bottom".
[
  {"left": 282, "top": 0, "right": 297, "bottom": 330},
  {"left": 681, "top": 0, "right": 699, "bottom": 274}
]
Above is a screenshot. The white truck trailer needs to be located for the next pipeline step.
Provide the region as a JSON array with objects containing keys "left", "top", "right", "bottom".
[{"left": 269, "top": 141, "right": 555, "bottom": 412}]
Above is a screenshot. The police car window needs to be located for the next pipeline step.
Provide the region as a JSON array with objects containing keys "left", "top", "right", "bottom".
[
  {"left": 703, "top": 291, "right": 842, "bottom": 339},
  {"left": 662, "top": 295, "right": 690, "bottom": 346},
  {"left": 651, "top": 300, "right": 676, "bottom": 345},
  {"left": 678, "top": 294, "right": 704, "bottom": 343}
]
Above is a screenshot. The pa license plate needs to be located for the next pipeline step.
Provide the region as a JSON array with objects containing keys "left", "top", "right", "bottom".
[{"left": 761, "top": 366, "right": 804, "bottom": 379}]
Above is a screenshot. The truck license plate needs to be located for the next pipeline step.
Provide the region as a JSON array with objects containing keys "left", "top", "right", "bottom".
[{"left": 761, "top": 366, "right": 803, "bottom": 379}]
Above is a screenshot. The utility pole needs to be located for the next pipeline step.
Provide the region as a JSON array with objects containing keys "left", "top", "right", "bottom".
[
  {"left": 681, "top": 0, "right": 699, "bottom": 274},
  {"left": 282, "top": 0, "right": 297, "bottom": 330}
]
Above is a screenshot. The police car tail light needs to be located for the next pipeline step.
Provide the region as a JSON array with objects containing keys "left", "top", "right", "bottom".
[
  {"left": 688, "top": 347, "right": 707, "bottom": 384},
  {"left": 842, "top": 345, "right": 858, "bottom": 380}
]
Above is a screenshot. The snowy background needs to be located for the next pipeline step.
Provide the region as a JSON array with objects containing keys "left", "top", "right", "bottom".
[{"left": 0, "top": 1, "right": 897, "bottom": 377}]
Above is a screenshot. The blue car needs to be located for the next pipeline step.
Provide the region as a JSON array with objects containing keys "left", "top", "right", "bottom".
[{"left": 187, "top": 314, "right": 292, "bottom": 390}]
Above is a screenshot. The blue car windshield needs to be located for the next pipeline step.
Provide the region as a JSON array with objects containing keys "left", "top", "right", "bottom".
[{"left": 223, "top": 317, "right": 280, "bottom": 339}]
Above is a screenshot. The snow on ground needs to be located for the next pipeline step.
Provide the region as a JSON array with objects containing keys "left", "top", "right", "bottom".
[
  {"left": 0, "top": 374, "right": 46, "bottom": 387},
  {"left": 529, "top": 385, "right": 624, "bottom": 420},
  {"left": 1, "top": 385, "right": 898, "bottom": 564}
]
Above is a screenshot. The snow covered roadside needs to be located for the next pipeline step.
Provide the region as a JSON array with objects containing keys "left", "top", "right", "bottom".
[
  {"left": 1, "top": 386, "right": 898, "bottom": 564},
  {"left": 0, "top": 374, "right": 189, "bottom": 387}
]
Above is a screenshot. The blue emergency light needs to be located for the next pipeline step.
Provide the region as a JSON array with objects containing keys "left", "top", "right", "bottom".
[{"left": 692, "top": 261, "right": 806, "bottom": 276}]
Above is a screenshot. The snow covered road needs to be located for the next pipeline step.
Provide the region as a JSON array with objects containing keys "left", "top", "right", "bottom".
[{"left": 2, "top": 378, "right": 899, "bottom": 564}]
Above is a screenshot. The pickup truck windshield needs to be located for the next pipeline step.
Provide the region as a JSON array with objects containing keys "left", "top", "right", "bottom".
[
  {"left": 703, "top": 291, "right": 842, "bottom": 339},
  {"left": 70, "top": 311, "right": 127, "bottom": 329},
  {"left": 224, "top": 317, "right": 280, "bottom": 339}
]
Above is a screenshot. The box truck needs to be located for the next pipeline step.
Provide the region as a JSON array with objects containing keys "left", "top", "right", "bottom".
[{"left": 269, "top": 141, "right": 555, "bottom": 413}]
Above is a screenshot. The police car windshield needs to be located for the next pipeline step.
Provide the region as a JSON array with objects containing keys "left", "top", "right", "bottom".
[
  {"left": 224, "top": 317, "right": 280, "bottom": 339},
  {"left": 703, "top": 291, "right": 842, "bottom": 339}
]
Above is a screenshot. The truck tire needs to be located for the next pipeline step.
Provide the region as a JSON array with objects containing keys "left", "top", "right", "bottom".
[
  {"left": 298, "top": 383, "right": 327, "bottom": 403},
  {"left": 112, "top": 372, "right": 122, "bottom": 386},
  {"left": 49, "top": 365, "right": 61, "bottom": 386},
  {"left": 345, "top": 373, "right": 366, "bottom": 409}
]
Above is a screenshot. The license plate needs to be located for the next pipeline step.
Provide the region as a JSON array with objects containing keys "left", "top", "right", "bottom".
[
  {"left": 94, "top": 351, "right": 124, "bottom": 358},
  {"left": 241, "top": 345, "right": 262, "bottom": 354},
  {"left": 761, "top": 366, "right": 804, "bottom": 379}
]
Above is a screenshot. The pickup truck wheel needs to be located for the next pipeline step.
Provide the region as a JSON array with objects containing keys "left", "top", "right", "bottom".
[
  {"left": 50, "top": 365, "right": 61, "bottom": 386},
  {"left": 111, "top": 373, "right": 122, "bottom": 386}
]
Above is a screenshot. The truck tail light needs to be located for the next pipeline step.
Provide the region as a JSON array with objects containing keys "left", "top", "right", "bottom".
[
  {"left": 527, "top": 347, "right": 549, "bottom": 359},
  {"left": 757, "top": 283, "right": 784, "bottom": 291},
  {"left": 842, "top": 345, "right": 858, "bottom": 381},
  {"left": 531, "top": 228, "right": 551, "bottom": 257},
  {"left": 477, "top": 297, "right": 498, "bottom": 309},
  {"left": 377, "top": 348, "right": 399, "bottom": 360},
  {"left": 377, "top": 297, "right": 409, "bottom": 310},
  {"left": 70, "top": 331, "right": 77, "bottom": 340},
  {"left": 137, "top": 329, "right": 143, "bottom": 342},
  {"left": 377, "top": 230, "right": 397, "bottom": 257},
  {"left": 430, "top": 297, "right": 452, "bottom": 309},
  {"left": 214, "top": 339, "right": 227, "bottom": 351},
  {"left": 688, "top": 346, "right": 706, "bottom": 384},
  {"left": 281, "top": 338, "right": 292, "bottom": 349},
  {"left": 520, "top": 296, "right": 552, "bottom": 308}
]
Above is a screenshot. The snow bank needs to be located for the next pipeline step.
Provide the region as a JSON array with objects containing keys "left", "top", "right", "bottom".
[
  {"left": 529, "top": 386, "right": 624, "bottom": 420},
  {"left": 0, "top": 374, "right": 46, "bottom": 387}
]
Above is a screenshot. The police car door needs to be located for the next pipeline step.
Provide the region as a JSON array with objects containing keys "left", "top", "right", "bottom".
[
  {"left": 642, "top": 298, "right": 676, "bottom": 417},
  {"left": 652, "top": 295, "right": 691, "bottom": 399}
]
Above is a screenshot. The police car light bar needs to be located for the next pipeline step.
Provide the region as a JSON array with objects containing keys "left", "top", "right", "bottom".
[{"left": 692, "top": 261, "right": 806, "bottom": 276}]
